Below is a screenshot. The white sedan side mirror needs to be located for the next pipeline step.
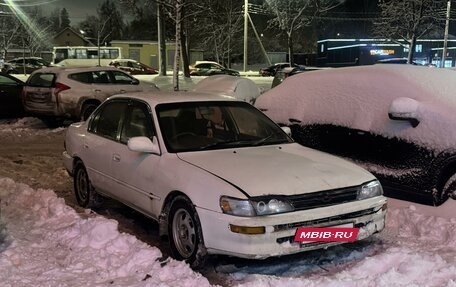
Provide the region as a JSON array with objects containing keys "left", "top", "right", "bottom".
[
  {"left": 281, "top": 126, "right": 292, "bottom": 137},
  {"left": 127, "top": 136, "right": 160, "bottom": 154}
]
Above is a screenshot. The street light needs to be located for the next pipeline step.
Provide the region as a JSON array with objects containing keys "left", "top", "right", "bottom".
[{"left": 442, "top": 0, "right": 451, "bottom": 68}]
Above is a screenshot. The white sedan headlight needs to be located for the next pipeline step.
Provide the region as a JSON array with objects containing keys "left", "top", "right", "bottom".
[
  {"left": 358, "top": 180, "right": 383, "bottom": 200},
  {"left": 220, "top": 196, "right": 294, "bottom": 217}
]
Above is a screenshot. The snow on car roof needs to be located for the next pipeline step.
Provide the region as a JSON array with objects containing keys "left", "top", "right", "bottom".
[
  {"left": 192, "top": 74, "right": 260, "bottom": 102},
  {"left": 255, "top": 64, "right": 456, "bottom": 151}
]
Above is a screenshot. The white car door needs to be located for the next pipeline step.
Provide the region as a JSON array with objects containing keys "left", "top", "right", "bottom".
[
  {"left": 108, "top": 101, "right": 163, "bottom": 217},
  {"left": 82, "top": 100, "right": 128, "bottom": 199}
]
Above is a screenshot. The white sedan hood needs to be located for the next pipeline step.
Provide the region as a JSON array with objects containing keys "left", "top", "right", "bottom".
[{"left": 177, "top": 143, "right": 375, "bottom": 197}]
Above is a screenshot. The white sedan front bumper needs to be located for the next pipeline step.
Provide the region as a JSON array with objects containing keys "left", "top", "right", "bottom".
[{"left": 197, "top": 196, "right": 387, "bottom": 259}]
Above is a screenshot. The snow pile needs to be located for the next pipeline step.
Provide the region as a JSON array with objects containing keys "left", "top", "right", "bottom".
[
  {"left": 0, "top": 178, "right": 213, "bottom": 287},
  {"left": 0, "top": 117, "right": 65, "bottom": 134},
  {"left": 1, "top": 176, "right": 456, "bottom": 286}
]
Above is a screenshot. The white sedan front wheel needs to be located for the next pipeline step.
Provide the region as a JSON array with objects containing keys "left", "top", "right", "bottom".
[{"left": 168, "top": 196, "right": 206, "bottom": 268}]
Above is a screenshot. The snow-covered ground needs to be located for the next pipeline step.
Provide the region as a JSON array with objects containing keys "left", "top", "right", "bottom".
[
  {"left": 1, "top": 177, "right": 456, "bottom": 287},
  {"left": 1, "top": 118, "right": 456, "bottom": 287}
]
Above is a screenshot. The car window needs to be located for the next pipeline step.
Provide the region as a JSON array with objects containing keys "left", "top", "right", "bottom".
[
  {"left": 89, "top": 101, "right": 127, "bottom": 140},
  {"left": 157, "top": 101, "right": 292, "bottom": 152},
  {"left": 197, "top": 63, "right": 210, "bottom": 69},
  {"left": 69, "top": 72, "right": 93, "bottom": 84},
  {"left": 0, "top": 75, "right": 20, "bottom": 85},
  {"left": 120, "top": 101, "right": 154, "bottom": 144},
  {"left": 92, "top": 71, "right": 112, "bottom": 84},
  {"left": 111, "top": 71, "right": 135, "bottom": 84},
  {"left": 210, "top": 64, "right": 222, "bottom": 69},
  {"left": 27, "top": 73, "right": 55, "bottom": 87}
]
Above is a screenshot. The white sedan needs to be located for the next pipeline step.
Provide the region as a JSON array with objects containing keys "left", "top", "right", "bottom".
[{"left": 63, "top": 91, "right": 387, "bottom": 268}]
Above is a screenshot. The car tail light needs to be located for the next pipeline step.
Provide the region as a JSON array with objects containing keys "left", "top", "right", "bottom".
[{"left": 55, "top": 82, "right": 71, "bottom": 96}]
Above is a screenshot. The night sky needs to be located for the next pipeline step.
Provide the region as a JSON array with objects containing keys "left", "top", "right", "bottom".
[{"left": 47, "top": 0, "right": 106, "bottom": 23}]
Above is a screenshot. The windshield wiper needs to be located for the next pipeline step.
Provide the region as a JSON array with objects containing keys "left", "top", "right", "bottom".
[{"left": 199, "top": 140, "right": 250, "bottom": 150}]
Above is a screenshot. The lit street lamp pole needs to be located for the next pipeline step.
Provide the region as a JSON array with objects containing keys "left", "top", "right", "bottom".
[
  {"left": 442, "top": 0, "right": 451, "bottom": 68},
  {"left": 243, "top": 0, "right": 248, "bottom": 72}
]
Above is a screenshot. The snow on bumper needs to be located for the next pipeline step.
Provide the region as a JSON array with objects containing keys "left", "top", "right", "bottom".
[{"left": 198, "top": 196, "right": 387, "bottom": 259}]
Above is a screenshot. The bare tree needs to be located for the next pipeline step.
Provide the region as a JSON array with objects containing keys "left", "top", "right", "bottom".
[
  {"left": 0, "top": 13, "right": 22, "bottom": 58},
  {"left": 193, "top": 0, "right": 243, "bottom": 68},
  {"left": 0, "top": 5, "right": 52, "bottom": 62},
  {"left": 373, "top": 0, "right": 445, "bottom": 64},
  {"left": 264, "top": 0, "right": 341, "bottom": 65},
  {"left": 21, "top": 7, "right": 53, "bottom": 56}
]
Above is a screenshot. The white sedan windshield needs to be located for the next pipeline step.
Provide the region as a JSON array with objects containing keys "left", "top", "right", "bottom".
[{"left": 156, "top": 101, "right": 292, "bottom": 152}]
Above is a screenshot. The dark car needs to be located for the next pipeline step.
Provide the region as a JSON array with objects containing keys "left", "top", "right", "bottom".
[
  {"left": 271, "top": 66, "right": 307, "bottom": 88},
  {"left": 1, "top": 63, "right": 14, "bottom": 74},
  {"left": 189, "top": 61, "right": 240, "bottom": 76},
  {"left": 109, "top": 59, "right": 158, "bottom": 75},
  {"left": 255, "top": 64, "right": 456, "bottom": 207},
  {"left": 7, "top": 57, "right": 51, "bottom": 74},
  {"left": 0, "top": 73, "right": 24, "bottom": 118},
  {"left": 259, "top": 62, "right": 300, "bottom": 77}
]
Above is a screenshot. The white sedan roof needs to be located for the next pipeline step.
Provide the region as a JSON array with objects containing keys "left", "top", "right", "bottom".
[{"left": 108, "top": 90, "right": 239, "bottom": 107}]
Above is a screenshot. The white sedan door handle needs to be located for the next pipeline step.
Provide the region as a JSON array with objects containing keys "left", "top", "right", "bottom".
[{"left": 112, "top": 154, "right": 121, "bottom": 162}]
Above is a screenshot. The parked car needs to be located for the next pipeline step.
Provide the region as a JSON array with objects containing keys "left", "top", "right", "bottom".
[
  {"left": 192, "top": 74, "right": 261, "bottom": 104},
  {"left": 7, "top": 57, "right": 52, "bottom": 74},
  {"left": 376, "top": 58, "right": 419, "bottom": 65},
  {"left": 271, "top": 66, "right": 306, "bottom": 88},
  {"left": 109, "top": 59, "right": 158, "bottom": 75},
  {"left": 0, "top": 73, "right": 24, "bottom": 118},
  {"left": 1, "top": 63, "right": 14, "bottom": 74},
  {"left": 189, "top": 61, "right": 240, "bottom": 76},
  {"left": 256, "top": 64, "right": 456, "bottom": 206},
  {"left": 259, "top": 62, "right": 300, "bottom": 77},
  {"left": 63, "top": 91, "right": 387, "bottom": 268},
  {"left": 22, "top": 66, "right": 158, "bottom": 122}
]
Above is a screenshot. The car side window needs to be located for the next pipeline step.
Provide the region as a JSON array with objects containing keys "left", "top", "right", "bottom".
[
  {"left": 89, "top": 101, "right": 127, "bottom": 140},
  {"left": 28, "top": 73, "right": 55, "bottom": 87},
  {"left": 69, "top": 72, "right": 93, "bottom": 84},
  {"left": 111, "top": 71, "right": 135, "bottom": 84},
  {"left": 198, "top": 63, "right": 210, "bottom": 69},
  {"left": 120, "top": 102, "right": 154, "bottom": 144},
  {"left": 0, "top": 75, "right": 19, "bottom": 86},
  {"left": 92, "top": 71, "right": 111, "bottom": 84}
]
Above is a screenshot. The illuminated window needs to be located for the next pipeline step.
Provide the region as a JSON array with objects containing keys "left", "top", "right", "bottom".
[{"left": 415, "top": 44, "right": 422, "bottom": 53}]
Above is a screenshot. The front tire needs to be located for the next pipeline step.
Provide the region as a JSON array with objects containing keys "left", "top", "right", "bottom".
[
  {"left": 168, "top": 196, "right": 206, "bottom": 268},
  {"left": 73, "top": 161, "right": 102, "bottom": 208}
]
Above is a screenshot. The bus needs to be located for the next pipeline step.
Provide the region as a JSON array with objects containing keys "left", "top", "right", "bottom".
[{"left": 52, "top": 46, "right": 122, "bottom": 67}]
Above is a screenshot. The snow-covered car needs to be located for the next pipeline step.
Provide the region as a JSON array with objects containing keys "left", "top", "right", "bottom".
[
  {"left": 63, "top": 91, "right": 387, "bottom": 268},
  {"left": 255, "top": 64, "right": 456, "bottom": 206},
  {"left": 22, "top": 66, "right": 158, "bottom": 122},
  {"left": 192, "top": 74, "right": 260, "bottom": 104}
]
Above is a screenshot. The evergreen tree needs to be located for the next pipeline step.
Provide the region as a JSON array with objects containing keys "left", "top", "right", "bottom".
[
  {"left": 60, "top": 8, "right": 71, "bottom": 29},
  {"left": 98, "top": 0, "right": 125, "bottom": 43}
]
